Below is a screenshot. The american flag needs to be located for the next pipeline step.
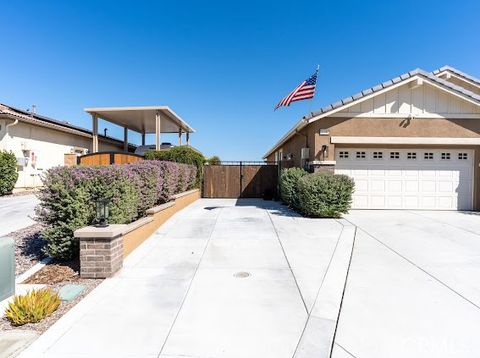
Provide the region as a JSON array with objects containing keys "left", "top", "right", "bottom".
[{"left": 275, "top": 70, "right": 318, "bottom": 110}]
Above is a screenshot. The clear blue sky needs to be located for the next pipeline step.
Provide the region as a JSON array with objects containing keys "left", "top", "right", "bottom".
[{"left": 1, "top": 0, "right": 479, "bottom": 160}]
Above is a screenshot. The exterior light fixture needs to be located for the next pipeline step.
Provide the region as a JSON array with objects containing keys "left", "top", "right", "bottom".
[{"left": 95, "top": 198, "right": 109, "bottom": 228}]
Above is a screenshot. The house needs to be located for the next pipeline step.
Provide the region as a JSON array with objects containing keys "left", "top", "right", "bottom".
[
  {"left": 0, "top": 103, "right": 135, "bottom": 190},
  {"left": 264, "top": 66, "right": 480, "bottom": 210}
]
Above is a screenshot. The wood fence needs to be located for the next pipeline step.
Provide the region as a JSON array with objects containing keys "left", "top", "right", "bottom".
[{"left": 77, "top": 152, "right": 144, "bottom": 166}]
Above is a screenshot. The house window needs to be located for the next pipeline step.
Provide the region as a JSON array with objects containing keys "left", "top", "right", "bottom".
[
  {"left": 339, "top": 151, "right": 349, "bottom": 159},
  {"left": 407, "top": 152, "right": 417, "bottom": 160},
  {"left": 373, "top": 151, "right": 383, "bottom": 159},
  {"left": 424, "top": 152, "right": 434, "bottom": 160},
  {"left": 356, "top": 151, "right": 366, "bottom": 159},
  {"left": 441, "top": 152, "right": 451, "bottom": 160},
  {"left": 458, "top": 153, "right": 468, "bottom": 160},
  {"left": 390, "top": 152, "right": 400, "bottom": 159}
]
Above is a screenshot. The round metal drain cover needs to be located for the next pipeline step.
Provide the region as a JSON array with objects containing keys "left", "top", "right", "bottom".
[{"left": 233, "top": 271, "right": 251, "bottom": 278}]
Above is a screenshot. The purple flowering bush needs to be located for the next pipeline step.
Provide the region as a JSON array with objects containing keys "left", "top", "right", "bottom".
[{"left": 36, "top": 161, "right": 196, "bottom": 260}]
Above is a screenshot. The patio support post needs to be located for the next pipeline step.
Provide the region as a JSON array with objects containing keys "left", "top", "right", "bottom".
[
  {"left": 123, "top": 127, "right": 128, "bottom": 152},
  {"left": 186, "top": 132, "right": 190, "bottom": 145},
  {"left": 92, "top": 114, "right": 99, "bottom": 153},
  {"left": 178, "top": 128, "right": 182, "bottom": 145},
  {"left": 141, "top": 132, "right": 145, "bottom": 146},
  {"left": 155, "top": 111, "right": 161, "bottom": 150}
]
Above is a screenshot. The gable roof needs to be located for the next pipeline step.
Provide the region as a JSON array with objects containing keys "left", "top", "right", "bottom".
[
  {"left": 263, "top": 67, "right": 480, "bottom": 159},
  {"left": 432, "top": 65, "right": 480, "bottom": 87}
]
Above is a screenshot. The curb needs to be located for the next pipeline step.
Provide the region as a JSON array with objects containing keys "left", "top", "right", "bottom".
[{"left": 294, "top": 219, "right": 356, "bottom": 358}]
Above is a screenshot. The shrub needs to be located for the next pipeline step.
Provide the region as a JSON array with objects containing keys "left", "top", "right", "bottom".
[
  {"left": 145, "top": 146, "right": 205, "bottom": 187},
  {"left": 297, "top": 172, "right": 354, "bottom": 218},
  {"left": 36, "top": 161, "right": 196, "bottom": 260},
  {"left": 5, "top": 288, "right": 61, "bottom": 326},
  {"left": 0, "top": 151, "right": 18, "bottom": 195},
  {"left": 279, "top": 167, "right": 308, "bottom": 209},
  {"left": 207, "top": 156, "right": 221, "bottom": 165}
]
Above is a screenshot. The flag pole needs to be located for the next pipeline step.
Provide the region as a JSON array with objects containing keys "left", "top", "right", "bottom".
[{"left": 307, "top": 65, "right": 320, "bottom": 115}]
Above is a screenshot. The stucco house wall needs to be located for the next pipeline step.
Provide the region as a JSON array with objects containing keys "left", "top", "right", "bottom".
[{"left": 0, "top": 107, "right": 130, "bottom": 190}]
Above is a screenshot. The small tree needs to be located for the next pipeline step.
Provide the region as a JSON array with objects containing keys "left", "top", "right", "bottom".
[
  {"left": 207, "top": 156, "right": 221, "bottom": 165},
  {"left": 0, "top": 151, "right": 18, "bottom": 195}
]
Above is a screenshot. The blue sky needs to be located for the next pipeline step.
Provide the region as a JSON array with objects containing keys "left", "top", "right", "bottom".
[{"left": 1, "top": 0, "right": 479, "bottom": 160}]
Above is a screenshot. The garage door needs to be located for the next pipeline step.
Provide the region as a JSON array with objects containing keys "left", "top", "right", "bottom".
[{"left": 335, "top": 148, "right": 474, "bottom": 210}]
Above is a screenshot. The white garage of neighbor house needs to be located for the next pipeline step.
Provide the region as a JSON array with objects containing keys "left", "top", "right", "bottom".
[
  {"left": 264, "top": 66, "right": 480, "bottom": 210},
  {"left": 0, "top": 103, "right": 134, "bottom": 190}
]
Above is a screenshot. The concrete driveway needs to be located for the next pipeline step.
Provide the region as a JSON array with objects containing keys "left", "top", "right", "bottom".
[
  {"left": 333, "top": 210, "right": 480, "bottom": 358},
  {"left": 0, "top": 194, "right": 38, "bottom": 237},
  {"left": 20, "top": 199, "right": 352, "bottom": 358}
]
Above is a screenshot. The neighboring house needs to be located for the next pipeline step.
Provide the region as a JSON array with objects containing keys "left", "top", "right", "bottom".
[
  {"left": 264, "top": 66, "right": 480, "bottom": 210},
  {"left": 0, "top": 103, "right": 134, "bottom": 190}
]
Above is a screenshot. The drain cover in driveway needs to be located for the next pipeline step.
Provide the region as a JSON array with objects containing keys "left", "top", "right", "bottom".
[{"left": 233, "top": 271, "right": 251, "bottom": 278}]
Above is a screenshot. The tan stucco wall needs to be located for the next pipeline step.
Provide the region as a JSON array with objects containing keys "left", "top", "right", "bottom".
[
  {"left": 0, "top": 119, "right": 125, "bottom": 188},
  {"left": 271, "top": 116, "right": 480, "bottom": 209}
]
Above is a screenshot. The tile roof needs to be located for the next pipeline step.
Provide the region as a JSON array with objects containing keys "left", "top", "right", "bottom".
[
  {"left": 432, "top": 65, "right": 480, "bottom": 86},
  {"left": 0, "top": 103, "right": 136, "bottom": 147},
  {"left": 303, "top": 68, "right": 480, "bottom": 120}
]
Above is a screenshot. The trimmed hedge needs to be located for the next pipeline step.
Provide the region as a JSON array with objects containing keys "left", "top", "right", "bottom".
[
  {"left": 36, "top": 161, "right": 196, "bottom": 260},
  {"left": 279, "top": 167, "right": 308, "bottom": 209},
  {"left": 297, "top": 172, "right": 354, "bottom": 218},
  {"left": 0, "top": 151, "right": 18, "bottom": 195},
  {"left": 144, "top": 146, "right": 205, "bottom": 187}
]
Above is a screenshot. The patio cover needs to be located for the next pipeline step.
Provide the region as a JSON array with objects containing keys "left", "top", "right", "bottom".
[{"left": 84, "top": 106, "right": 195, "bottom": 152}]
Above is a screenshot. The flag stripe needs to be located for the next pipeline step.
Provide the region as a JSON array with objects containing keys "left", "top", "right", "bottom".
[{"left": 275, "top": 71, "right": 318, "bottom": 110}]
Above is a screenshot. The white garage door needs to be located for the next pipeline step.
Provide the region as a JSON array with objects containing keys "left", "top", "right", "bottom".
[{"left": 335, "top": 148, "right": 474, "bottom": 210}]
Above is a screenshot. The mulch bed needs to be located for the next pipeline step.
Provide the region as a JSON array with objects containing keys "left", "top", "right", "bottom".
[
  {"left": 0, "top": 260, "right": 103, "bottom": 333},
  {"left": 10, "top": 224, "right": 47, "bottom": 276}
]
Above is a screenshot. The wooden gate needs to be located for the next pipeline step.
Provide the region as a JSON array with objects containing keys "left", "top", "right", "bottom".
[{"left": 203, "top": 162, "right": 278, "bottom": 198}]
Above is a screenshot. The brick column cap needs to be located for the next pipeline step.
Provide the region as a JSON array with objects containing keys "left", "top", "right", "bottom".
[{"left": 74, "top": 224, "right": 127, "bottom": 239}]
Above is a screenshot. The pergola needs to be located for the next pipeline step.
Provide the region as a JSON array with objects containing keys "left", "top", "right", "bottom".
[{"left": 84, "top": 106, "right": 195, "bottom": 153}]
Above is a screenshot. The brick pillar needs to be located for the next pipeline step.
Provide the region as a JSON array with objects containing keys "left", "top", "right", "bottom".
[{"left": 79, "top": 236, "right": 123, "bottom": 278}]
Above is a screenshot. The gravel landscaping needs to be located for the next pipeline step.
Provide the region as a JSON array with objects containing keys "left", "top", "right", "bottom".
[
  {"left": 10, "top": 224, "right": 47, "bottom": 276},
  {"left": 0, "top": 260, "right": 103, "bottom": 333}
]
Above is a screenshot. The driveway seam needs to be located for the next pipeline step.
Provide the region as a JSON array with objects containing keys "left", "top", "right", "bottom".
[
  {"left": 329, "top": 224, "right": 357, "bottom": 358},
  {"left": 291, "top": 222, "right": 345, "bottom": 357},
  {"left": 334, "top": 342, "right": 358, "bottom": 358},
  {"left": 348, "top": 221, "right": 480, "bottom": 311},
  {"left": 266, "top": 210, "right": 309, "bottom": 315},
  {"left": 157, "top": 206, "right": 222, "bottom": 357},
  {"left": 408, "top": 210, "right": 480, "bottom": 238}
]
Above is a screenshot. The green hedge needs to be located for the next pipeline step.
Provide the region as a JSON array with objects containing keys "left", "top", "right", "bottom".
[
  {"left": 144, "top": 146, "right": 205, "bottom": 187},
  {"left": 0, "top": 151, "right": 18, "bottom": 195},
  {"left": 297, "top": 172, "right": 354, "bottom": 218},
  {"left": 279, "top": 167, "right": 308, "bottom": 209}
]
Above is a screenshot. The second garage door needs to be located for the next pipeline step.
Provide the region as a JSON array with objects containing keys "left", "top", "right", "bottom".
[{"left": 335, "top": 148, "right": 474, "bottom": 210}]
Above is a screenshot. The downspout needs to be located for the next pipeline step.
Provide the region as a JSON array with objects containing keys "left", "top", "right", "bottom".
[{"left": 6, "top": 118, "right": 19, "bottom": 133}]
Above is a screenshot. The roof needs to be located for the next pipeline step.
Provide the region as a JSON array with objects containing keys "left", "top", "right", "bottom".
[
  {"left": 0, "top": 103, "right": 136, "bottom": 148},
  {"left": 263, "top": 67, "right": 480, "bottom": 159},
  {"left": 432, "top": 65, "right": 480, "bottom": 87},
  {"left": 84, "top": 106, "right": 195, "bottom": 134}
]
